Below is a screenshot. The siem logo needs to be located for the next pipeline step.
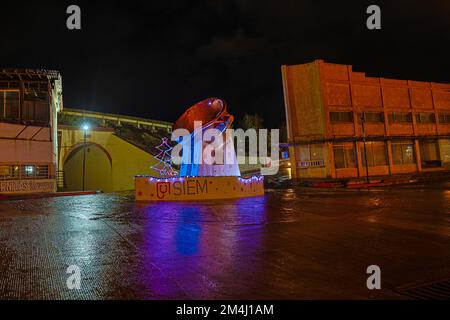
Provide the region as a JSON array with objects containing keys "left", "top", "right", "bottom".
[{"left": 156, "top": 182, "right": 171, "bottom": 199}]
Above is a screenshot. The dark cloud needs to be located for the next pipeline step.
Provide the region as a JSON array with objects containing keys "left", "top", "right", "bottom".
[{"left": 0, "top": 0, "right": 448, "bottom": 127}]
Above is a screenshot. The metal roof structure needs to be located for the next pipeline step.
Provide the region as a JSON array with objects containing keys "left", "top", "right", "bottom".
[{"left": 0, "top": 68, "right": 61, "bottom": 81}]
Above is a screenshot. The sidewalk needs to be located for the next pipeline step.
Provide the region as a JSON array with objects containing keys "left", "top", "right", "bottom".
[
  {"left": 0, "top": 190, "right": 100, "bottom": 201},
  {"left": 276, "top": 170, "right": 450, "bottom": 189}
]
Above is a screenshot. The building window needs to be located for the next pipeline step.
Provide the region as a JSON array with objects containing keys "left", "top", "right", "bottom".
[
  {"left": 415, "top": 113, "right": 436, "bottom": 124},
  {"left": 0, "top": 164, "right": 49, "bottom": 180},
  {"left": 0, "top": 90, "right": 20, "bottom": 119},
  {"left": 35, "top": 165, "right": 50, "bottom": 178},
  {"left": 438, "top": 113, "right": 450, "bottom": 123},
  {"left": 388, "top": 112, "right": 412, "bottom": 123},
  {"left": 419, "top": 139, "right": 441, "bottom": 167},
  {"left": 357, "top": 112, "right": 384, "bottom": 123},
  {"left": 23, "top": 165, "right": 36, "bottom": 177},
  {"left": 360, "top": 141, "right": 388, "bottom": 167},
  {"left": 333, "top": 142, "right": 356, "bottom": 169},
  {"left": 297, "top": 144, "right": 325, "bottom": 167},
  {"left": 0, "top": 89, "right": 50, "bottom": 125},
  {"left": 391, "top": 141, "right": 416, "bottom": 165},
  {"left": 0, "top": 165, "right": 19, "bottom": 180},
  {"left": 22, "top": 92, "right": 50, "bottom": 124},
  {"left": 308, "top": 144, "right": 323, "bottom": 161},
  {"left": 330, "top": 111, "right": 353, "bottom": 123}
]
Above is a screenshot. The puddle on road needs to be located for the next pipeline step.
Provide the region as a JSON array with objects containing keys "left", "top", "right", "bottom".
[{"left": 0, "top": 203, "right": 45, "bottom": 217}]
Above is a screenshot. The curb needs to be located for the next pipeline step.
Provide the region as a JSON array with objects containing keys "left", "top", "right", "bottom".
[
  {"left": 346, "top": 179, "right": 418, "bottom": 189},
  {"left": 0, "top": 190, "right": 100, "bottom": 201},
  {"left": 310, "top": 182, "right": 346, "bottom": 188}
]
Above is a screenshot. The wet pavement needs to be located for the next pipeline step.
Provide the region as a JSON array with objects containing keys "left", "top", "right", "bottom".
[{"left": 0, "top": 182, "right": 449, "bottom": 299}]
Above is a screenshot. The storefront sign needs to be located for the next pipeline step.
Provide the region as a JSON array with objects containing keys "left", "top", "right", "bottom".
[
  {"left": 0, "top": 179, "right": 56, "bottom": 194},
  {"left": 155, "top": 179, "right": 208, "bottom": 199}
]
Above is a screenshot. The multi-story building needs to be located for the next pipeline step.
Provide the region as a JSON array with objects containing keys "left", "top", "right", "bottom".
[
  {"left": 282, "top": 60, "right": 450, "bottom": 179},
  {"left": 0, "top": 69, "right": 62, "bottom": 194}
]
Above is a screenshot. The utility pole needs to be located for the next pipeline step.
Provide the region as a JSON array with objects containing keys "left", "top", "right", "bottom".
[
  {"left": 82, "top": 124, "right": 89, "bottom": 191},
  {"left": 361, "top": 112, "right": 370, "bottom": 183}
]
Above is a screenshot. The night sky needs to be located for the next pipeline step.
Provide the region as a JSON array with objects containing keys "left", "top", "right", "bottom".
[{"left": 1, "top": 0, "right": 449, "bottom": 127}]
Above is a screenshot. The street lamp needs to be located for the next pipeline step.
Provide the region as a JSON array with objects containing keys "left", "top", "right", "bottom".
[{"left": 81, "top": 123, "right": 90, "bottom": 191}]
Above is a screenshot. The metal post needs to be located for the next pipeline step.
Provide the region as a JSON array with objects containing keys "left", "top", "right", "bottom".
[
  {"left": 361, "top": 112, "right": 370, "bottom": 183},
  {"left": 82, "top": 130, "right": 87, "bottom": 191}
]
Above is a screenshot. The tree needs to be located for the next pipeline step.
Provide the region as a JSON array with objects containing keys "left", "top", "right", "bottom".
[
  {"left": 236, "top": 114, "right": 265, "bottom": 159},
  {"left": 239, "top": 114, "right": 264, "bottom": 130}
]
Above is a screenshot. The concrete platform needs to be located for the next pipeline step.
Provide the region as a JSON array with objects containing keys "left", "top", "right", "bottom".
[{"left": 135, "top": 176, "right": 264, "bottom": 201}]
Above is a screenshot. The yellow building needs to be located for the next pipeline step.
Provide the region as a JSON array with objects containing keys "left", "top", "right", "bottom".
[{"left": 58, "top": 108, "right": 173, "bottom": 192}]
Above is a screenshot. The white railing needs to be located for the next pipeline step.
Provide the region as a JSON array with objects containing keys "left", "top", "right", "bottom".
[{"left": 0, "top": 164, "right": 50, "bottom": 180}]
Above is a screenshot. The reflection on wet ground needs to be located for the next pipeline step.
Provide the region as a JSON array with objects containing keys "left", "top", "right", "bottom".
[{"left": 0, "top": 182, "right": 449, "bottom": 299}]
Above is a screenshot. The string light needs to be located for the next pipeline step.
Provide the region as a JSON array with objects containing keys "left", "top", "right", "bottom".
[
  {"left": 142, "top": 175, "right": 263, "bottom": 183},
  {"left": 150, "top": 137, "right": 179, "bottom": 177}
]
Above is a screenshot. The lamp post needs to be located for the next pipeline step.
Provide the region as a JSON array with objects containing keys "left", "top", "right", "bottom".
[
  {"left": 360, "top": 112, "right": 370, "bottom": 183},
  {"left": 82, "top": 124, "right": 89, "bottom": 191}
]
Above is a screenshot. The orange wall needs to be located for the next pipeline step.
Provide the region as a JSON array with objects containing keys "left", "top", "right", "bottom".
[
  {"left": 319, "top": 60, "right": 450, "bottom": 138},
  {"left": 282, "top": 59, "right": 450, "bottom": 179},
  {"left": 281, "top": 62, "right": 327, "bottom": 140}
]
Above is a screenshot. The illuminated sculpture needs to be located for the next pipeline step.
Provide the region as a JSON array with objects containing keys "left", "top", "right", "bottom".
[
  {"left": 173, "top": 98, "right": 241, "bottom": 177},
  {"left": 135, "top": 98, "right": 264, "bottom": 201}
]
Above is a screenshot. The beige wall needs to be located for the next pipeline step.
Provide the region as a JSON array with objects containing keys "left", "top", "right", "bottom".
[
  {"left": 0, "top": 122, "right": 57, "bottom": 193},
  {"left": 282, "top": 61, "right": 327, "bottom": 178},
  {"left": 64, "top": 143, "right": 113, "bottom": 192},
  {"left": 0, "top": 123, "right": 54, "bottom": 164},
  {"left": 59, "top": 127, "right": 160, "bottom": 192},
  {"left": 282, "top": 61, "right": 327, "bottom": 140}
]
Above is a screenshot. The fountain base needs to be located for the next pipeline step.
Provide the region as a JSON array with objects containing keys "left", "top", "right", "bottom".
[{"left": 135, "top": 175, "right": 264, "bottom": 201}]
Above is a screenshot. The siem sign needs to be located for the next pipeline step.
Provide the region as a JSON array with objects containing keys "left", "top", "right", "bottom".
[
  {"left": 136, "top": 176, "right": 264, "bottom": 201},
  {"left": 156, "top": 180, "right": 208, "bottom": 199}
]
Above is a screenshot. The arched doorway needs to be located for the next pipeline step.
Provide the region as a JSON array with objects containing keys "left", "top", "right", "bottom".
[{"left": 63, "top": 143, "right": 113, "bottom": 192}]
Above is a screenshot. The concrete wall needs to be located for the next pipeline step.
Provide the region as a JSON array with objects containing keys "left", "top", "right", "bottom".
[
  {"left": 281, "top": 62, "right": 326, "bottom": 139},
  {"left": 64, "top": 143, "right": 113, "bottom": 192},
  {"left": 320, "top": 61, "right": 450, "bottom": 139},
  {"left": 59, "top": 127, "right": 160, "bottom": 192},
  {"left": 0, "top": 122, "right": 57, "bottom": 194},
  {"left": 281, "top": 61, "right": 330, "bottom": 178},
  {"left": 0, "top": 123, "right": 53, "bottom": 163}
]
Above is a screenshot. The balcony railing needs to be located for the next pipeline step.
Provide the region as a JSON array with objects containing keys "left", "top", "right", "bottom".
[{"left": 0, "top": 164, "right": 51, "bottom": 180}]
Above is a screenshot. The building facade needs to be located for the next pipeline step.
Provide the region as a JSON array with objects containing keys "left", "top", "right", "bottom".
[
  {"left": 0, "top": 69, "right": 62, "bottom": 194},
  {"left": 58, "top": 108, "right": 172, "bottom": 192},
  {"left": 282, "top": 60, "right": 450, "bottom": 179}
]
